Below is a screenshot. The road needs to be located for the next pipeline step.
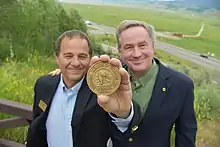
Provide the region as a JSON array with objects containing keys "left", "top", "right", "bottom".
[{"left": 87, "top": 22, "right": 220, "bottom": 71}]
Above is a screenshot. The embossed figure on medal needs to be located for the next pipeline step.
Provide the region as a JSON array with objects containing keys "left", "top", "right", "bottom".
[{"left": 87, "top": 61, "right": 121, "bottom": 95}]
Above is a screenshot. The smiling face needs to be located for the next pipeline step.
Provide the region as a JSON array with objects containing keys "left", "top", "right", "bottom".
[
  {"left": 119, "top": 26, "right": 155, "bottom": 78},
  {"left": 56, "top": 36, "right": 91, "bottom": 87}
]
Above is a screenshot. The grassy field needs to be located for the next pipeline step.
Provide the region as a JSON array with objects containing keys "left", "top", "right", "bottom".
[
  {"left": 63, "top": 3, "right": 220, "bottom": 59},
  {"left": 93, "top": 34, "right": 116, "bottom": 46}
]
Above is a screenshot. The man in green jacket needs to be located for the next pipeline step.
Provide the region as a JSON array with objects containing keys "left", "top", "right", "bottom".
[{"left": 108, "top": 20, "right": 197, "bottom": 147}]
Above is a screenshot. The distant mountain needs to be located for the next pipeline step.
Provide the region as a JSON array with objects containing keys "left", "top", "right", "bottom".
[
  {"left": 71, "top": 0, "right": 220, "bottom": 12},
  {"left": 148, "top": 0, "right": 220, "bottom": 12}
]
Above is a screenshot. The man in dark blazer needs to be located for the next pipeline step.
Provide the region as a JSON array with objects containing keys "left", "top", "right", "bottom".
[
  {"left": 26, "top": 30, "right": 136, "bottom": 147},
  {"left": 109, "top": 20, "right": 197, "bottom": 147}
]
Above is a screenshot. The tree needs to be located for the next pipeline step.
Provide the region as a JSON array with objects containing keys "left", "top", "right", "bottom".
[{"left": 0, "top": 0, "right": 90, "bottom": 61}]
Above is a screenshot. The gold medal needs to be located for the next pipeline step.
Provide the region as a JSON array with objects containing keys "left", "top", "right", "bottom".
[{"left": 87, "top": 61, "right": 121, "bottom": 95}]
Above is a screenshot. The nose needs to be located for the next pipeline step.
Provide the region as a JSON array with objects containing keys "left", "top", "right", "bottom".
[
  {"left": 70, "top": 56, "right": 80, "bottom": 67},
  {"left": 132, "top": 47, "right": 141, "bottom": 58}
]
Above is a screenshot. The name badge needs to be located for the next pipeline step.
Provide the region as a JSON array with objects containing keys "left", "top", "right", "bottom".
[{"left": 38, "top": 100, "right": 47, "bottom": 112}]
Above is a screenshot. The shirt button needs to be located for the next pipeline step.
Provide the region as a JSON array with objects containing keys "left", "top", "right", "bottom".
[{"left": 128, "top": 138, "right": 133, "bottom": 142}]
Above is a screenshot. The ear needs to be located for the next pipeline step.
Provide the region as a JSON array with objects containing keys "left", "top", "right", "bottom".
[
  {"left": 118, "top": 47, "right": 121, "bottom": 53},
  {"left": 152, "top": 42, "right": 156, "bottom": 54},
  {"left": 152, "top": 40, "right": 155, "bottom": 49},
  {"left": 55, "top": 56, "right": 59, "bottom": 65}
]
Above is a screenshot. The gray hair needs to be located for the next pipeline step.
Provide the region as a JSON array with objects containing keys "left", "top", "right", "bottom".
[
  {"left": 55, "top": 30, "right": 93, "bottom": 56},
  {"left": 115, "top": 20, "right": 156, "bottom": 49}
]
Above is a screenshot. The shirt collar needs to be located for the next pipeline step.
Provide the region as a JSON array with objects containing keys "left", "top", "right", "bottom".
[
  {"left": 129, "top": 59, "right": 158, "bottom": 87},
  {"left": 60, "top": 74, "right": 84, "bottom": 93}
]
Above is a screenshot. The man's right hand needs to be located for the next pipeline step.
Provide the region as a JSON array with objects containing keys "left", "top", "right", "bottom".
[
  {"left": 90, "top": 55, "right": 132, "bottom": 119},
  {"left": 48, "top": 69, "right": 61, "bottom": 76}
]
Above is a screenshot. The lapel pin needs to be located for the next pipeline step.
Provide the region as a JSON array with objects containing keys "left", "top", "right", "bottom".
[
  {"left": 132, "top": 125, "right": 139, "bottom": 133},
  {"left": 162, "top": 87, "right": 166, "bottom": 92}
]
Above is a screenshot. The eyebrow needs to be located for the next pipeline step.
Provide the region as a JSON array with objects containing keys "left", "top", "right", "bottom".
[
  {"left": 63, "top": 53, "right": 73, "bottom": 55},
  {"left": 79, "top": 53, "right": 88, "bottom": 56},
  {"left": 124, "top": 40, "right": 148, "bottom": 46},
  {"left": 139, "top": 41, "right": 148, "bottom": 44}
]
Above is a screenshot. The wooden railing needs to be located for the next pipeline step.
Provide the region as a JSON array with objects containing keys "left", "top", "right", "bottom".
[
  {"left": 0, "top": 98, "right": 33, "bottom": 147},
  {"left": 0, "top": 99, "right": 115, "bottom": 147}
]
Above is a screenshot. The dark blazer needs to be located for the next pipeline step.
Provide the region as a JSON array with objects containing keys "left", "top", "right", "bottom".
[
  {"left": 112, "top": 58, "right": 197, "bottom": 147},
  {"left": 26, "top": 75, "right": 112, "bottom": 147}
]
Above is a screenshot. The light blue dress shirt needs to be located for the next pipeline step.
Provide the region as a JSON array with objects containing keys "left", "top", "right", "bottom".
[{"left": 46, "top": 75, "right": 134, "bottom": 147}]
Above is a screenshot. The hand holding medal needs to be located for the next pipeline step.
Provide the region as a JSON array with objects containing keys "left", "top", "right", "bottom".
[{"left": 87, "top": 55, "right": 132, "bottom": 118}]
